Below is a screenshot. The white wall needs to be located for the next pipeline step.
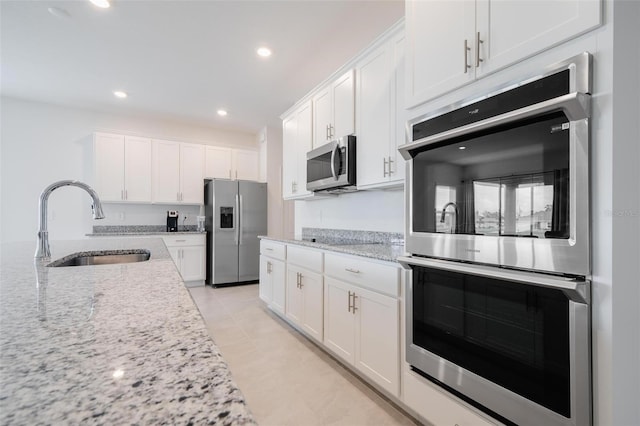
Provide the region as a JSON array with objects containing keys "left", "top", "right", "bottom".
[
  {"left": 294, "top": 189, "right": 404, "bottom": 237},
  {"left": 0, "top": 97, "right": 257, "bottom": 243}
]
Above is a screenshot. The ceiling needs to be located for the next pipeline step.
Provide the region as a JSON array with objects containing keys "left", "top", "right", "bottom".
[{"left": 0, "top": 0, "right": 404, "bottom": 135}]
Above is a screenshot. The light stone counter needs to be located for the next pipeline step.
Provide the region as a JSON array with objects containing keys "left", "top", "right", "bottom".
[
  {"left": 0, "top": 238, "right": 255, "bottom": 425},
  {"left": 259, "top": 236, "right": 406, "bottom": 263}
]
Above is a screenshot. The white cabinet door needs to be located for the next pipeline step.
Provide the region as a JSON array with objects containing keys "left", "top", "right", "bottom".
[
  {"left": 312, "top": 87, "right": 332, "bottom": 147},
  {"left": 286, "top": 266, "right": 304, "bottom": 324},
  {"left": 179, "top": 143, "right": 205, "bottom": 204},
  {"left": 296, "top": 102, "right": 313, "bottom": 197},
  {"left": 282, "top": 113, "right": 298, "bottom": 199},
  {"left": 167, "top": 246, "right": 181, "bottom": 270},
  {"left": 323, "top": 277, "right": 356, "bottom": 364},
  {"left": 233, "top": 149, "right": 259, "bottom": 181},
  {"left": 405, "top": 0, "right": 475, "bottom": 108},
  {"left": 123, "top": 136, "right": 152, "bottom": 202},
  {"left": 270, "top": 259, "right": 286, "bottom": 315},
  {"left": 356, "top": 43, "right": 393, "bottom": 188},
  {"left": 153, "top": 140, "right": 181, "bottom": 203},
  {"left": 259, "top": 256, "right": 272, "bottom": 303},
  {"left": 354, "top": 285, "right": 399, "bottom": 396},
  {"left": 405, "top": 0, "right": 601, "bottom": 107},
  {"left": 180, "top": 245, "right": 206, "bottom": 282},
  {"left": 205, "top": 146, "right": 232, "bottom": 179},
  {"left": 332, "top": 69, "right": 355, "bottom": 139},
  {"left": 476, "top": 0, "right": 601, "bottom": 76},
  {"left": 282, "top": 101, "right": 312, "bottom": 200},
  {"left": 300, "top": 269, "right": 323, "bottom": 343},
  {"left": 391, "top": 33, "right": 407, "bottom": 183},
  {"left": 94, "top": 133, "right": 125, "bottom": 202}
]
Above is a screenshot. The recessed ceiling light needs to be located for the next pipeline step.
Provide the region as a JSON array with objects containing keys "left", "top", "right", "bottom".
[
  {"left": 458, "top": 146, "right": 466, "bottom": 150},
  {"left": 257, "top": 47, "right": 272, "bottom": 58},
  {"left": 113, "top": 91, "right": 127, "bottom": 99},
  {"left": 89, "top": 0, "right": 110, "bottom": 8},
  {"left": 217, "top": 109, "right": 228, "bottom": 117}
]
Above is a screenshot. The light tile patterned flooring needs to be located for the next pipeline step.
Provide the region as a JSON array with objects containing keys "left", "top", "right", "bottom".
[{"left": 188, "top": 284, "right": 418, "bottom": 426}]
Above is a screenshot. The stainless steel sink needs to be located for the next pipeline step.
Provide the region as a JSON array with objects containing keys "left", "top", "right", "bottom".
[{"left": 47, "top": 250, "right": 150, "bottom": 267}]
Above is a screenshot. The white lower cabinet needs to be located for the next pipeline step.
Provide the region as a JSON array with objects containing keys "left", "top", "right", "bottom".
[
  {"left": 259, "top": 240, "right": 287, "bottom": 314},
  {"left": 324, "top": 276, "right": 399, "bottom": 397},
  {"left": 286, "top": 266, "right": 324, "bottom": 342},
  {"left": 285, "top": 249, "right": 324, "bottom": 343},
  {"left": 162, "top": 234, "right": 205, "bottom": 283}
]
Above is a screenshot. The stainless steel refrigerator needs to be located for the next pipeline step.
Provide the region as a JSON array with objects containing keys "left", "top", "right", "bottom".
[{"left": 204, "top": 179, "right": 267, "bottom": 286}]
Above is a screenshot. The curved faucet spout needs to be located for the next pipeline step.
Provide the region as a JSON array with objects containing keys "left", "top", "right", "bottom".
[
  {"left": 439, "top": 202, "right": 459, "bottom": 233},
  {"left": 35, "top": 180, "right": 105, "bottom": 259}
]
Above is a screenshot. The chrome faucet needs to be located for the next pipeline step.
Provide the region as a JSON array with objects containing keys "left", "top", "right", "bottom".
[
  {"left": 439, "top": 202, "right": 459, "bottom": 233},
  {"left": 35, "top": 180, "right": 105, "bottom": 259}
]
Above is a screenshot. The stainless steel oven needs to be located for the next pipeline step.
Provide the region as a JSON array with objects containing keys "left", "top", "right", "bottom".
[
  {"left": 399, "top": 256, "right": 590, "bottom": 426},
  {"left": 306, "top": 135, "right": 356, "bottom": 193},
  {"left": 398, "top": 53, "right": 593, "bottom": 426},
  {"left": 398, "top": 53, "right": 592, "bottom": 277}
]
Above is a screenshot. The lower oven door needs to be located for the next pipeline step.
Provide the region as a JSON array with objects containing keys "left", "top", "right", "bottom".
[{"left": 398, "top": 256, "right": 591, "bottom": 426}]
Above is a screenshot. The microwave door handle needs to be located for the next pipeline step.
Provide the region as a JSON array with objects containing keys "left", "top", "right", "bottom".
[{"left": 330, "top": 144, "right": 339, "bottom": 180}]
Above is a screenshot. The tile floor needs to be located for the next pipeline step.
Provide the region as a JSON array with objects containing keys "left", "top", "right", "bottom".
[{"left": 188, "top": 284, "right": 418, "bottom": 426}]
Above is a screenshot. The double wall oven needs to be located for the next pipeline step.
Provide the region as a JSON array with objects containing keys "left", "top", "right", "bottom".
[{"left": 398, "top": 53, "right": 592, "bottom": 426}]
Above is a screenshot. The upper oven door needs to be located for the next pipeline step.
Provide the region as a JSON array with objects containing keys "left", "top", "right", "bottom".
[
  {"left": 306, "top": 136, "right": 355, "bottom": 191},
  {"left": 398, "top": 53, "right": 591, "bottom": 276}
]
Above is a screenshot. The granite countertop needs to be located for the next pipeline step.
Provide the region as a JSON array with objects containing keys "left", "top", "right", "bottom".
[
  {"left": 0, "top": 238, "right": 255, "bottom": 425},
  {"left": 259, "top": 236, "right": 406, "bottom": 263},
  {"left": 87, "top": 225, "right": 206, "bottom": 237}
]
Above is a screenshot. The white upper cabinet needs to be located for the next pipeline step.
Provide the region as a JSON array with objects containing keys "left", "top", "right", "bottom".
[
  {"left": 232, "top": 149, "right": 259, "bottom": 181},
  {"left": 205, "top": 146, "right": 233, "bottom": 179},
  {"left": 152, "top": 140, "right": 204, "bottom": 204},
  {"left": 282, "top": 100, "right": 312, "bottom": 200},
  {"left": 205, "top": 146, "right": 260, "bottom": 181},
  {"left": 179, "top": 143, "right": 206, "bottom": 204},
  {"left": 312, "top": 69, "right": 355, "bottom": 147},
  {"left": 356, "top": 27, "right": 406, "bottom": 190},
  {"left": 93, "top": 133, "right": 152, "bottom": 203},
  {"left": 405, "top": 0, "right": 601, "bottom": 108}
]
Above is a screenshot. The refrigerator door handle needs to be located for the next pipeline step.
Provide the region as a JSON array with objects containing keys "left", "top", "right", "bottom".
[
  {"left": 239, "top": 194, "right": 244, "bottom": 245},
  {"left": 234, "top": 193, "right": 240, "bottom": 244}
]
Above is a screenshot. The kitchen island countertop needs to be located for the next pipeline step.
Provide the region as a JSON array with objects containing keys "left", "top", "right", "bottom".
[{"left": 0, "top": 238, "right": 255, "bottom": 425}]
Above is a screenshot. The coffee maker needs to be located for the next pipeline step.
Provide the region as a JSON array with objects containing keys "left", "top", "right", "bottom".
[{"left": 166, "top": 210, "right": 179, "bottom": 232}]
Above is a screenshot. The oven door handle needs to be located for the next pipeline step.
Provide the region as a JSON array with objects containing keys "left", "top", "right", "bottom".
[
  {"left": 397, "top": 256, "right": 590, "bottom": 304},
  {"left": 399, "top": 92, "right": 591, "bottom": 160}
]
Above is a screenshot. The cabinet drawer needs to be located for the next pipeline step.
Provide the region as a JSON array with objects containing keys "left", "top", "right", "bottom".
[
  {"left": 287, "top": 245, "right": 323, "bottom": 272},
  {"left": 403, "top": 370, "right": 497, "bottom": 426},
  {"left": 324, "top": 252, "right": 399, "bottom": 297},
  {"left": 162, "top": 234, "right": 205, "bottom": 247},
  {"left": 260, "top": 240, "right": 286, "bottom": 261}
]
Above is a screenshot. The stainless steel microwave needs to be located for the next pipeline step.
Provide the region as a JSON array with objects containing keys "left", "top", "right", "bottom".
[{"left": 306, "top": 135, "right": 356, "bottom": 193}]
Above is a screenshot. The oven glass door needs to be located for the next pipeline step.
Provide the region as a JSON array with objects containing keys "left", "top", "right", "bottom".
[
  {"left": 412, "top": 264, "right": 571, "bottom": 417},
  {"left": 412, "top": 111, "right": 571, "bottom": 239}
]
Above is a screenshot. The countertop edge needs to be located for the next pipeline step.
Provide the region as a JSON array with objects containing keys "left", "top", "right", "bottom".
[{"left": 258, "top": 236, "right": 406, "bottom": 263}]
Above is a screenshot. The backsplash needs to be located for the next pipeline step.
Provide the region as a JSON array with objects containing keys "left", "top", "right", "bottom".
[
  {"left": 301, "top": 227, "right": 403, "bottom": 245},
  {"left": 92, "top": 225, "right": 198, "bottom": 234}
]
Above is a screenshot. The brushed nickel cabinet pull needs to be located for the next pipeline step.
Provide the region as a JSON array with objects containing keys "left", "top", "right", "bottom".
[
  {"left": 348, "top": 290, "right": 353, "bottom": 313},
  {"left": 345, "top": 268, "right": 361, "bottom": 274},
  {"left": 388, "top": 157, "right": 394, "bottom": 175},
  {"left": 476, "top": 32, "right": 484, "bottom": 67},
  {"left": 464, "top": 39, "right": 471, "bottom": 73}
]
